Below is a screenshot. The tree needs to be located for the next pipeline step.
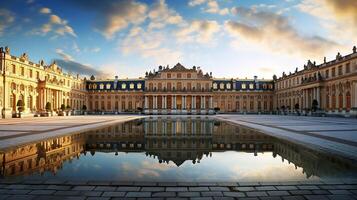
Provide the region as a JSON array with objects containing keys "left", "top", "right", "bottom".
[
  {"left": 45, "top": 102, "right": 51, "bottom": 112},
  {"left": 312, "top": 99, "right": 318, "bottom": 112},
  {"left": 60, "top": 104, "right": 66, "bottom": 111}
]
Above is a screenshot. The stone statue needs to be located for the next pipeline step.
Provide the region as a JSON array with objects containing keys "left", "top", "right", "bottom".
[
  {"left": 5, "top": 46, "right": 10, "bottom": 54},
  {"left": 353, "top": 46, "right": 356, "bottom": 53},
  {"left": 336, "top": 52, "right": 342, "bottom": 60},
  {"left": 90, "top": 75, "right": 95, "bottom": 80},
  {"left": 39, "top": 60, "right": 45, "bottom": 66},
  {"left": 272, "top": 74, "right": 277, "bottom": 80},
  {"left": 20, "top": 53, "right": 29, "bottom": 60},
  {"left": 324, "top": 57, "right": 326, "bottom": 63},
  {"left": 295, "top": 67, "right": 298, "bottom": 73},
  {"left": 145, "top": 71, "right": 148, "bottom": 76}
]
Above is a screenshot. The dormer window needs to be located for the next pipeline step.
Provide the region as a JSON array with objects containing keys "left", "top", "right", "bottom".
[
  {"left": 241, "top": 83, "right": 246, "bottom": 89},
  {"left": 220, "top": 83, "right": 224, "bottom": 89},
  {"left": 100, "top": 83, "right": 104, "bottom": 90},
  {"left": 226, "top": 83, "right": 231, "bottom": 89},
  {"left": 130, "top": 83, "right": 134, "bottom": 89},
  {"left": 213, "top": 83, "right": 218, "bottom": 89},
  {"left": 121, "top": 83, "right": 126, "bottom": 89},
  {"left": 106, "top": 84, "right": 111, "bottom": 89},
  {"left": 93, "top": 84, "right": 97, "bottom": 89},
  {"left": 249, "top": 84, "right": 254, "bottom": 89},
  {"left": 137, "top": 83, "right": 142, "bottom": 89}
]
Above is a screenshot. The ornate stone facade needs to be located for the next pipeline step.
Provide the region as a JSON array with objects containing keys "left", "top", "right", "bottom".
[
  {"left": 274, "top": 46, "right": 357, "bottom": 116},
  {"left": 1, "top": 46, "right": 356, "bottom": 117}
]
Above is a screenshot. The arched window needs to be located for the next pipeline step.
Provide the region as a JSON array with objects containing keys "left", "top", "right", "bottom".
[{"left": 338, "top": 93, "right": 343, "bottom": 110}]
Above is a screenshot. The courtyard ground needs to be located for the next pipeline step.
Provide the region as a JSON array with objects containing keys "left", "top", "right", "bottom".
[{"left": 0, "top": 115, "right": 357, "bottom": 199}]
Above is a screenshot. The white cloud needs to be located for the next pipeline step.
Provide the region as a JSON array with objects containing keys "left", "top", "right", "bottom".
[
  {"left": 188, "top": 0, "right": 229, "bottom": 15},
  {"left": 39, "top": 7, "right": 51, "bottom": 14},
  {"left": 32, "top": 8, "right": 76, "bottom": 37},
  {"left": 120, "top": 27, "right": 181, "bottom": 64},
  {"left": 148, "top": 0, "right": 184, "bottom": 30},
  {"left": 226, "top": 7, "right": 340, "bottom": 59},
  {"left": 175, "top": 20, "right": 220, "bottom": 44},
  {"left": 0, "top": 9, "right": 15, "bottom": 36},
  {"left": 56, "top": 48, "right": 74, "bottom": 61}
]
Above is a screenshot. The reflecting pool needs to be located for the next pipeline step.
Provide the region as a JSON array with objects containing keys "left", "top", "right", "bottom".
[{"left": 1, "top": 117, "right": 356, "bottom": 182}]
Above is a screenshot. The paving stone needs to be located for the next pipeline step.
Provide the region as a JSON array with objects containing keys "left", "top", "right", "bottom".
[
  {"left": 189, "top": 187, "right": 210, "bottom": 192},
  {"left": 197, "top": 183, "right": 218, "bottom": 186},
  {"left": 6, "top": 189, "right": 31, "bottom": 195},
  {"left": 276, "top": 186, "right": 298, "bottom": 190},
  {"left": 178, "top": 192, "right": 200, "bottom": 197},
  {"left": 209, "top": 187, "right": 230, "bottom": 191},
  {"left": 328, "top": 190, "right": 352, "bottom": 195},
  {"left": 151, "top": 192, "right": 176, "bottom": 197},
  {"left": 289, "top": 190, "right": 313, "bottom": 195},
  {"left": 6, "top": 184, "right": 27, "bottom": 189},
  {"left": 46, "top": 185, "right": 72, "bottom": 190},
  {"left": 190, "top": 197, "right": 214, "bottom": 200},
  {"left": 319, "top": 185, "right": 337, "bottom": 190},
  {"left": 126, "top": 192, "right": 152, "bottom": 197},
  {"left": 267, "top": 190, "right": 290, "bottom": 196},
  {"left": 141, "top": 187, "right": 165, "bottom": 192},
  {"left": 116, "top": 186, "right": 140, "bottom": 191},
  {"left": 87, "top": 181, "right": 111, "bottom": 186},
  {"left": 72, "top": 186, "right": 96, "bottom": 191},
  {"left": 102, "top": 191, "right": 126, "bottom": 197},
  {"left": 238, "top": 197, "right": 259, "bottom": 200},
  {"left": 297, "top": 185, "right": 319, "bottom": 190},
  {"left": 94, "top": 186, "right": 117, "bottom": 191},
  {"left": 65, "top": 181, "right": 88, "bottom": 185},
  {"left": 312, "top": 189, "right": 331, "bottom": 195},
  {"left": 201, "top": 192, "right": 223, "bottom": 197},
  {"left": 43, "top": 180, "right": 66, "bottom": 184},
  {"left": 233, "top": 186, "right": 255, "bottom": 192},
  {"left": 222, "top": 192, "right": 245, "bottom": 197},
  {"left": 0, "top": 195, "right": 10, "bottom": 200},
  {"left": 282, "top": 196, "right": 305, "bottom": 200},
  {"left": 327, "top": 194, "right": 356, "bottom": 200},
  {"left": 213, "top": 197, "right": 235, "bottom": 200},
  {"left": 81, "top": 191, "right": 102, "bottom": 196},
  {"left": 28, "top": 190, "right": 56, "bottom": 195},
  {"left": 54, "top": 190, "right": 81, "bottom": 196},
  {"left": 304, "top": 195, "right": 329, "bottom": 200},
  {"left": 260, "top": 197, "right": 282, "bottom": 200},
  {"left": 111, "top": 198, "right": 135, "bottom": 200},
  {"left": 87, "top": 197, "right": 110, "bottom": 200},
  {"left": 351, "top": 189, "right": 357, "bottom": 195},
  {"left": 110, "top": 181, "right": 134, "bottom": 186},
  {"left": 334, "top": 185, "right": 357, "bottom": 190},
  {"left": 217, "top": 182, "right": 238, "bottom": 187},
  {"left": 138, "top": 198, "right": 165, "bottom": 200},
  {"left": 5, "top": 194, "right": 35, "bottom": 200},
  {"left": 255, "top": 186, "right": 277, "bottom": 191},
  {"left": 23, "top": 185, "right": 49, "bottom": 190},
  {"left": 166, "top": 187, "right": 188, "bottom": 192},
  {"left": 238, "top": 182, "right": 261, "bottom": 186},
  {"left": 246, "top": 191, "right": 268, "bottom": 197}
]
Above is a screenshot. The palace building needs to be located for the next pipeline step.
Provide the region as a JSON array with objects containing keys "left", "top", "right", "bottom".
[{"left": 0, "top": 46, "right": 356, "bottom": 118}]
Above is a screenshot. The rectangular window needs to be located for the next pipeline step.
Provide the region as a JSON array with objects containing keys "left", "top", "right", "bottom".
[
  {"left": 12, "top": 65, "right": 16, "bottom": 74},
  {"left": 29, "top": 69, "right": 33, "bottom": 78},
  {"left": 167, "top": 73, "right": 171, "bottom": 78},
  {"left": 332, "top": 68, "right": 336, "bottom": 77},
  {"left": 346, "top": 63, "right": 350, "bottom": 73},
  {"left": 21, "top": 67, "right": 24, "bottom": 76},
  {"left": 187, "top": 73, "right": 191, "bottom": 78},
  {"left": 325, "top": 69, "right": 329, "bottom": 78},
  {"left": 177, "top": 73, "right": 181, "bottom": 78},
  {"left": 338, "top": 65, "right": 343, "bottom": 75}
]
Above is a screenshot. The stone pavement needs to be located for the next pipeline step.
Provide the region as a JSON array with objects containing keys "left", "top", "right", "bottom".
[
  {"left": 0, "top": 115, "right": 144, "bottom": 150},
  {"left": 215, "top": 115, "right": 357, "bottom": 162},
  {"left": 0, "top": 180, "right": 357, "bottom": 199}
]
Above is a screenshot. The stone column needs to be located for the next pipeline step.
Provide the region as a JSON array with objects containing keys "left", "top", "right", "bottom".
[
  {"left": 353, "top": 82, "right": 357, "bottom": 109},
  {"left": 182, "top": 96, "right": 186, "bottom": 109},
  {"left": 144, "top": 96, "right": 148, "bottom": 109},
  {"left": 162, "top": 96, "right": 165, "bottom": 109},
  {"left": 209, "top": 96, "right": 213, "bottom": 109},
  {"left": 316, "top": 87, "right": 320, "bottom": 108},
  {"left": 202, "top": 96, "right": 206, "bottom": 109},
  {"left": 192, "top": 96, "right": 195, "bottom": 109},
  {"left": 153, "top": 96, "right": 157, "bottom": 109}
]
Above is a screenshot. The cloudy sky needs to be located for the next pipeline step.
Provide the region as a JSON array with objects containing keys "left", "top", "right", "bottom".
[{"left": 0, "top": 0, "right": 356, "bottom": 79}]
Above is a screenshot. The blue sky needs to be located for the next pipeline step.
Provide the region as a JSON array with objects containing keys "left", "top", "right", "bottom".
[{"left": 0, "top": 0, "right": 356, "bottom": 79}]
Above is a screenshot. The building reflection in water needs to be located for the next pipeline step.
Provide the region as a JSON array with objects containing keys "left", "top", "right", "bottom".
[{"left": 0, "top": 117, "right": 356, "bottom": 180}]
